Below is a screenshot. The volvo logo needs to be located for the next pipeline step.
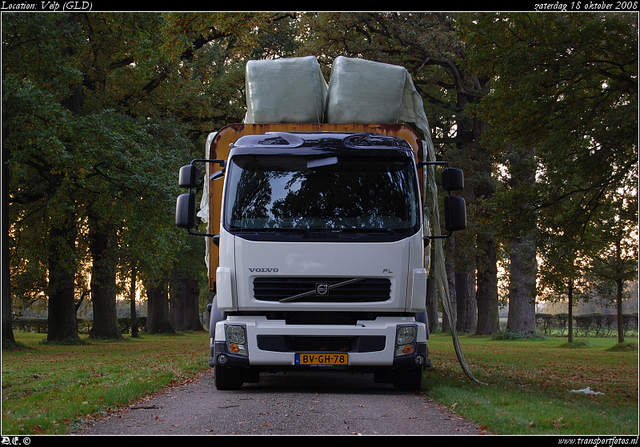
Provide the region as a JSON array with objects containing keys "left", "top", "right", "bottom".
[
  {"left": 315, "top": 283, "right": 329, "bottom": 296},
  {"left": 248, "top": 268, "right": 279, "bottom": 273}
]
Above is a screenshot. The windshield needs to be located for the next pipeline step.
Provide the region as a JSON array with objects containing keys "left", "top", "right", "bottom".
[{"left": 224, "top": 154, "right": 420, "bottom": 239}]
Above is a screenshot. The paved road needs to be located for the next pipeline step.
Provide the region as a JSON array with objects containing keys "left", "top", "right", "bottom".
[{"left": 78, "top": 369, "right": 484, "bottom": 436}]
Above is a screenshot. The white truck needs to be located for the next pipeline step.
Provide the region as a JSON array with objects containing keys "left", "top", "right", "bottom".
[{"left": 174, "top": 57, "right": 467, "bottom": 391}]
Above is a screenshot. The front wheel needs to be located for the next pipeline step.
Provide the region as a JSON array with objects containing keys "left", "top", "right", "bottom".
[
  {"left": 214, "top": 365, "right": 244, "bottom": 390},
  {"left": 393, "top": 366, "right": 424, "bottom": 391}
]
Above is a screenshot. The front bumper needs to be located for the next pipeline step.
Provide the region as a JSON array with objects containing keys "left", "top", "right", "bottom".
[{"left": 208, "top": 316, "right": 429, "bottom": 371}]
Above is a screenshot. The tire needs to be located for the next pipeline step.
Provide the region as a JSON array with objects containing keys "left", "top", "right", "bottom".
[
  {"left": 214, "top": 365, "right": 244, "bottom": 390},
  {"left": 393, "top": 366, "right": 423, "bottom": 391}
]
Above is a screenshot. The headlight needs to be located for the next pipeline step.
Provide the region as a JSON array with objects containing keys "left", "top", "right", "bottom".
[
  {"left": 396, "top": 326, "right": 417, "bottom": 345},
  {"left": 226, "top": 324, "right": 246, "bottom": 344}
]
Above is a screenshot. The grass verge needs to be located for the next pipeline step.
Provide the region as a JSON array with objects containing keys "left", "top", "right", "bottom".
[
  {"left": 2, "top": 331, "right": 211, "bottom": 435},
  {"left": 423, "top": 333, "right": 638, "bottom": 435},
  {"left": 2, "top": 331, "right": 637, "bottom": 436}
]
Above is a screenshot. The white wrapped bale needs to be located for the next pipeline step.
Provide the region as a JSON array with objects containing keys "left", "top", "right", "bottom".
[
  {"left": 244, "top": 55, "right": 328, "bottom": 124},
  {"left": 326, "top": 56, "right": 405, "bottom": 123},
  {"left": 326, "top": 56, "right": 428, "bottom": 134}
]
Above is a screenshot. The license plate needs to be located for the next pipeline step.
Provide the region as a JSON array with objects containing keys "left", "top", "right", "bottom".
[{"left": 295, "top": 353, "right": 348, "bottom": 366}]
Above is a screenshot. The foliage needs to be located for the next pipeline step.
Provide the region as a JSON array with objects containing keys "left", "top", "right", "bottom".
[
  {"left": 458, "top": 13, "right": 637, "bottom": 319},
  {"left": 460, "top": 12, "right": 637, "bottom": 238},
  {"left": 3, "top": 14, "right": 188, "bottom": 317},
  {"left": 3, "top": 12, "right": 303, "bottom": 337}
]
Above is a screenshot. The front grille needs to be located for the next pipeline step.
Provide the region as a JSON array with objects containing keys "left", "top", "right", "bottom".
[{"left": 253, "top": 277, "right": 391, "bottom": 303}]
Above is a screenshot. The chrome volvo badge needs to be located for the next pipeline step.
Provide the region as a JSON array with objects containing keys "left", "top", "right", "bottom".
[{"left": 315, "top": 283, "right": 329, "bottom": 296}]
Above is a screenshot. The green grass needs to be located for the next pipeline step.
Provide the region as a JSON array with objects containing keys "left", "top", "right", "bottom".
[
  {"left": 423, "top": 333, "right": 638, "bottom": 435},
  {"left": 2, "top": 331, "right": 211, "bottom": 435},
  {"left": 2, "top": 331, "right": 638, "bottom": 436}
]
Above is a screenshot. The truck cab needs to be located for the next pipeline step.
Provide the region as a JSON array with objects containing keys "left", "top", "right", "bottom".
[{"left": 176, "top": 124, "right": 466, "bottom": 391}]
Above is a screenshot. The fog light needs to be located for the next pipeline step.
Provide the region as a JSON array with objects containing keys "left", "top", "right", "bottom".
[
  {"left": 396, "top": 344, "right": 415, "bottom": 357},
  {"left": 228, "top": 343, "right": 247, "bottom": 356},
  {"left": 415, "top": 355, "right": 425, "bottom": 365},
  {"left": 217, "top": 353, "right": 229, "bottom": 364}
]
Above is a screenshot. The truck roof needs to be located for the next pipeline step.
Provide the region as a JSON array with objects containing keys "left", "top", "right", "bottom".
[{"left": 229, "top": 131, "right": 415, "bottom": 158}]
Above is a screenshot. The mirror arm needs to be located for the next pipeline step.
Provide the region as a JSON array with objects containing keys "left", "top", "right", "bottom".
[
  {"left": 191, "top": 158, "right": 226, "bottom": 167},
  {"left": 187, "top": 229, "right": 220, "bottom": 246},
  {"left": 417, "top": 160, "right": 450, "bottom": 169},
  {"left": 423, "top": 233, "right": 452, "bottom": 247},
  {"left": 424, "top": 233, "right": 452, "bottom": 241}
]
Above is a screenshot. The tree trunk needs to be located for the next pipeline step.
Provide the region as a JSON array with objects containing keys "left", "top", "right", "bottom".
[
  {"left": 456, "top": 270, "right": 476, "bottom": 333},
  {"left": 170, "top": 269, "right": 186, "bottom": 331},
  {"left": 614, "top": 240, "right": 625, "bottom": 344},
  {"left": 453, "top": 173, "right": 478, "bottom": 334},
  {"left": 506, "top": 235, "right": 537, "bottom": 335},
  {"left": 475, "top": 233, "right": 500, "bottom": 335},
  {"left": 145, "top": 278, "right": 174, "bottom": 335},
  {"left": 88, "top": 217, "right": 122, "bottom": 340},
  {"left": 505, "top": 146, "right": 538, "bottom": 336},
  {"left": 469, "top": 114, "right": 499, "bottom": 336},
  {"left": 567, "top": 281, "right": 574, "bottom": 343},
  {"left": 47, "top": 220, "right": 79, "bottom": 343},
  {"left": 170, "top": 266, "right": 203, "bottom": 332},
  {"left": 130, "top": 264, "right": 139, "bottom": 338},
  {"left": 2, "top": 143, "right": 14, "bottom": 344},
  {"left": 616, "top": 278, "right": 624, "bottom": 344}
]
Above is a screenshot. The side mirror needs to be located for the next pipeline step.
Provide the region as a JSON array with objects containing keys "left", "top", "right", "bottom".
[
  {"left": 442, "top": 167, "right": 464, "bottom": 192},
  {"left": 175, "top": 158, "right": 226, "bottom": 241},
  {"left": 420, "top": 162, "right": 468, "bottom": 241},
  {"left": 179, "top": 165, "right": 201, "bottom": 189},
  {"left": 444, "top": 195, "right": 467, "bottom": 232},
  {"left": 175, "top": 193, "right": 197, "bottom": 229}
]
